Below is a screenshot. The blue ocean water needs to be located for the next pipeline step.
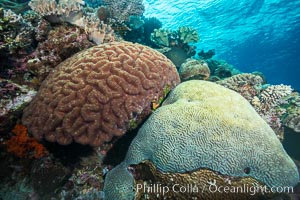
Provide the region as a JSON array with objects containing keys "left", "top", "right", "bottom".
[{"left": 143, "top": 0, "right": 300, "bottom": 90}]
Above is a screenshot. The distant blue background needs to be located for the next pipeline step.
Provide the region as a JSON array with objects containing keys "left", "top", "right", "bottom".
[{"left": 143, "top": 0, "right": 300, "bottom": 90}]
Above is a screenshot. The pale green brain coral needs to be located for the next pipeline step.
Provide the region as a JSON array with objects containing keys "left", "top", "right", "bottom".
[{"left": 104, "top": 80, "right": 299, "bottom": 199}]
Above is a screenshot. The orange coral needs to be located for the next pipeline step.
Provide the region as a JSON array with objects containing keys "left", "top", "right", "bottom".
[{"left": 6, "top": 124, "right": 48, "bottom": 159}]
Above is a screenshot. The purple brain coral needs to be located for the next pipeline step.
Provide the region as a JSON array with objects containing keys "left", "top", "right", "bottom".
[{"left": 22, "top": 41, "right": 180, "bottom": 146}]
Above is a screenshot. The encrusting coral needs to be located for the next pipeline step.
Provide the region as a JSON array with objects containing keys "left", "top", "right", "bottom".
[
  {"left": 6, "top": 124, "right": 48, "bottom": 159},
  {"left": 22, "top": 41, "right": 180, "bottom": 146},
  {"left": 259, "top": 84, "right": 292, "bottom": 112},
  {"left": 103, "top": 80, "right": 299, "bottom": 199}
]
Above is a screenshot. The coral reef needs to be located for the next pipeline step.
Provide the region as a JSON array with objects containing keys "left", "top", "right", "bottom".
[
  {"left": 0, "top": 79, "right": 36, "bottom": 133},
  {"left": 128, "top": 15, "right": 144, "bottom": 29},
  {"left": 58, "top": 152, "right": 106, "bottom": 199},
  {"left": 84, "top": 0, "right": 102, "bottom": 8},
  {"left": 149, "top": 27, "right": 199, "bottom": 68},
  {"left": 6, "top": 124, "right": 48, "bottom": 159},
  {"left": 0, "top": 8, "right": 35, "bottom": 78},
  {"left": 284, "top": 112, "right": 300, "bottom": 132},
  {"left": 206, "top": 59, "right": 241, "bottom": 80},
  {"left": 0, "top": 9, "right": 34, "bottom": 52},
  {"left": 101, "top": 0, "right": 144, "bottom": 23},
  {"left": 28, "top": 0, "right": 115, "bottom": 45},
  {"left": 150, "top": 26, "right": 199, "bottom": 48},
  {"left": 216, "top": 74, "right": 293, "bottom": 140},
  {"left": 22, "top": 41, "right": 180, "bottom": 146},
  {"left": 26, "top": 24, "right": 94, "bottom": 85},
  {"left": 133, "top": 161, "right": 284, "bottom": 200},
  {"left": 259, "top": 84, "right": 292, "bottom": 112},
  {"left": 28, "top": 0, "right": 85, "bottom": 19},
  {"left": 179, "top": 58, "right": 210, "bottom": 81},
  {"left": 0, "top": 0, "right": 30, "bottom": 14},
  {"left": 123, "top": 16, "right": 163, "bottom": 45},
  {"left": 103, "top": 80, "right": 298, "bottom": 199},
  {"left": 142, "top": 17, "right": 162, "bottom": 45},
  {"left": 30, "top": 157, "right": 71, "bottom": 198},
  {"left": 178, "top": 26, "right": 199, "bottom": 44},
  {"left": 197, "top": 49, "right": 215, "bottom": 59},
  {"left": 216, "top": 73, "right": 263, "bottom": 101}
]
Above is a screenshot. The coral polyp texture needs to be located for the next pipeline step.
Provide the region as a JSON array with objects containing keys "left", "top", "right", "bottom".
[
  {"left": 22, "top": 41, "right": 180, "bottom": 146},
  {"left": 103, "top": 80, "right": 299, "bottom": 199}
]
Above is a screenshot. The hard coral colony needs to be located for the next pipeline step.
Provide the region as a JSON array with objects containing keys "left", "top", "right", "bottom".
[{"left": 0, "top": 0, "right": 299, "bottom": 199}]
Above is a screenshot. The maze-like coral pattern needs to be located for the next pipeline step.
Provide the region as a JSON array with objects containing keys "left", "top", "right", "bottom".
[{"left": 22, "top": 42, "right": 180, "bottom": 146}]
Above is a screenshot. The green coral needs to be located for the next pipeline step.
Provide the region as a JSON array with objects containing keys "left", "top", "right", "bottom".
[
  {"left": 178, "top": 26, "right": 199, "bottom": 44},
  {"left": 150, "top": 26, "right": 199, "bottom": 47},
  {"left": 104, "top": 80, "right": 299, "bottom": 200}
]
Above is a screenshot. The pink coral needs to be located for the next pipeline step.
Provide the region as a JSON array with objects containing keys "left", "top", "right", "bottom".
[{"left": 22, "top": 41, "right": 180, "bottom": 146}]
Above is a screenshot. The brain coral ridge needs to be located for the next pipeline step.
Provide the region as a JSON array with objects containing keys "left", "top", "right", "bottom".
[
  {"left": 103, "top": 80, "right": 299, "bottom": 200},
  {"left": 22, "top": 41, "right": 180, "bottom": 146}
]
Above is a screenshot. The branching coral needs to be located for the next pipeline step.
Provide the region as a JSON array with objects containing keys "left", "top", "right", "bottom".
[
  {"left": 6, "top": 124, "right": 48, "bottom": 159},
  {"left": 260, "top": 84, "right": 292, "bottom": 112},
  {"left": 216, "top": 74, "right": 296, "bottom": 140}
]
